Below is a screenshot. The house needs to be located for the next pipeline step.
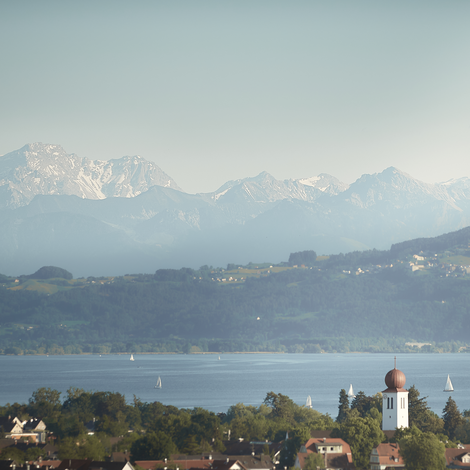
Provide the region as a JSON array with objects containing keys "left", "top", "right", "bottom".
[
  {"left": 224, "top": 455, "right": 274, "bottom": 470},
  {"left": 22, "top": 419, "right": 46, "bottom": 433},
  {"left": 135, "top": 459, "right": 212, "bottom": 470},
  {"left": 369, "top": 443, "right": 404, "bottom": 470},
  {"left": 135, "top": 459, "right": 247, "bottom": 470},
  {"left": 0, "top": 460, "right": 21, "bottom": 470},
  {"left": 0, "top": 417, "right": 47, "bottom": 443},
  {"left": 137, "top": 456, "right": 274, "bottom": 470},
  {"left": 0, "top": 418, "right": 23, "bottom": 436},
  {"left": 57, "top": 461, "right": 134, "bottom": 470},
  {"left": 210, "top": 459, "right": 246, "bottom": 470},
  {"left": 0, "top": 461, "right": 60, "bottom": 470},
  {"left": 294, "top": 437, "right": 355, "bottom": 470},
  {"left": 29, "top": 461, "right": 62, "bottom": 469},
  {"left": 57, "top": 460, "right": 91, "bottom": 470},
  {"left": 0, "top": 461, "right": 133, "bottom": 470},
  {"left": 221, "top": 440, "right": 282, "bottom": 462},
  {"left": 445, "top": 444, "right": 470, "bottom": 469}
]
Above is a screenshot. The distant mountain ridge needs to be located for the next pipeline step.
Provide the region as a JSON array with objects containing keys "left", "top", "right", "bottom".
[
  {"left": 2, "top": 142, "right": 470, "bottom": 276},
  {"left": 0, "top": 143, "right": 181, "bottom": 209},
  {"left": 203, "top": 171, "right": 348, "bottom": 205}
]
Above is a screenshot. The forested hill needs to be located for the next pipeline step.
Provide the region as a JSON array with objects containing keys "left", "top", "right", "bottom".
[
  {"left": 2, "top": 228, "right": 470, "bottom": 355},
  {"left": 390, "top": 226, "right": 470, "bottom": 258}
]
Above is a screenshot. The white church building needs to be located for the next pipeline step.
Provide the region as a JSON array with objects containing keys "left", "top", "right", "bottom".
[{"left": 382, "top": 359, "right": 409, "bottom": 431}]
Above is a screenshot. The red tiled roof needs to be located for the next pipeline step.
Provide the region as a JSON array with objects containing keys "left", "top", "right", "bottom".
[
  {"left": 372, "top": 443, "right": 404, "bottom": 467},
  {"left": 297, "top": 438, "right": 355, "bottom": 470},
  {"left": 297, "top": 452, "right": 353, "bottom": 470},
  {"left": 303, "top": 438, "right": 352, "bottom": 455},
  {"left": 135, "top": 460, "right": 213, "bottom": 470},
  {"left": 57, "top": 459, "right": 91, "bottom": 470},
  {"left": 445, "top": 446, "right": 470, "bottom": 468}
]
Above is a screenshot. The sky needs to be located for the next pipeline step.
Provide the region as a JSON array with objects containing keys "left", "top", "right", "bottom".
[{"left": 1, "top": 0, "right": 470, "bottom": 194}]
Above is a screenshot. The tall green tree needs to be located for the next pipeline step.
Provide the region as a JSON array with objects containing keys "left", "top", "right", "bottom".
[
  {"left": 336, "top": 389, "right": 349, "bottom": 423},
  {"left": 332, "top": 416, "right": 384, "bottom": 469},
  {"left": 408, "top": 385, "right": 429, "bottom": 429},
  {"left": 455, "top": 416, "right": 470, "bottom": 444},
  {"left": 263, "top": 392, "right": 296, "bottom": 423},
  {"left": 351, "top": 391, "right": 370, "bottom": 418},
  {"left": 28, "top": 387, "right": 62, "bottom": 424},
  {"left": 62, "top": 389, "right": 95, "bottom": 425},
  {"left": 443, "top": 396, "right": 464, "bottom": 440},
  {"left": 399, "top": 430, "right": 446, "bottom": 470},
  {"left": 279, "top": 426, "right": 311, "bottom": 469}
]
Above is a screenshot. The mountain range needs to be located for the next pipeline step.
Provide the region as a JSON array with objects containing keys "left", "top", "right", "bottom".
[{"left": 2, "top": 142, "right": 470, "bottom": 277}]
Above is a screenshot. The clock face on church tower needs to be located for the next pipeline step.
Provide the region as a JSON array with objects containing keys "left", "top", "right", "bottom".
[{"left": 383, "top": 394, "right": 388, "bottom": 399}]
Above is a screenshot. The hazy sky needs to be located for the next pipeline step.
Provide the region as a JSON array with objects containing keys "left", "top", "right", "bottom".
[{"left": 1, "top": 1, "right": 469, "bottom": 194}]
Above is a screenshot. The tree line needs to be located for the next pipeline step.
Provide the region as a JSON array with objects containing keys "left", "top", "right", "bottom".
[{"left": 1, "top": 387, "right": 469, "bottom": 470}]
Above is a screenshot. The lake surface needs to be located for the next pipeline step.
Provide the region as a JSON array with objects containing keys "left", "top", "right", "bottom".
[{"left": 1, "top": 353, "right": 469, "bottom": 418}]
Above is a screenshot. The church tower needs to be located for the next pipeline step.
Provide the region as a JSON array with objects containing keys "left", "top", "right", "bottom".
[{"left": 382, "top": 358, "right": 409, "bottom": 431}]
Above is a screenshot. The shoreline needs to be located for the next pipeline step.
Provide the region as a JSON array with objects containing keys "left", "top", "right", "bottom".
[{"left": 2, "top": 350, "right": 467, "bottom": 357}]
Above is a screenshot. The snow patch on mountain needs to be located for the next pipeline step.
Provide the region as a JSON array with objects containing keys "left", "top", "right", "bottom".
[
  {"left": 298, "top": 176, "right": 321, "bottom": 187},
  {"left": 297, "top": 173, "right": 349, "bottom": 194}
]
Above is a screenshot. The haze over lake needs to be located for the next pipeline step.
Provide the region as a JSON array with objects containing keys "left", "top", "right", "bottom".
[{"left": 1, "top": 353, "right": 469, "bottom": 417}]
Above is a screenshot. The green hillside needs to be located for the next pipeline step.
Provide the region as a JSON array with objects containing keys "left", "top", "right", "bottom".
[{"left": 1, "top": 228, "right": 470, "bottom": 355}]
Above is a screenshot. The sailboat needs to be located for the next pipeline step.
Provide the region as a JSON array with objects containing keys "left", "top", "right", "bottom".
[
  {"left": 130, "top": 354, "right": 135, "bottom": 361},
  {"left": 306, "top": 395, "right": 312, "bottom": 408},
  {"left": 155, "top": 376, "right": 162, "bottom": 389},
  {"left": 347, "top": 384, "right": 356, "bottom": 399},
  {"left": 444, "top": 374, "right": 454, "bottom": 392}
]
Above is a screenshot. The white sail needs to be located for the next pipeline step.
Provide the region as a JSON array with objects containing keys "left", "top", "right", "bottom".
[
  {"left": 130, "top": 354, "right": 135, "bottom": 361},
  {"left": 155, "top": 376, "right": 162, "bottom": 389},
  {"left": 444, "top": 374, "right": 454, "bottom": 392},
  {"left": 306, "top": 395, "right": 312, "bottom": 408},
  {"left": 348, "top": 384, "right": 355, "bottom": 398}
]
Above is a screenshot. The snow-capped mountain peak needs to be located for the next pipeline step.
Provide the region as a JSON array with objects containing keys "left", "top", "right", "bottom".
[{"left": 0, "top": 143, "right": 182, "bottom": 209}]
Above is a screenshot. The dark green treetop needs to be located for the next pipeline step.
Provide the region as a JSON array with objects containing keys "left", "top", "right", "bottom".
[
  {"left": 332, "top": 416, "right": 385, "bottom": 469},
  {"left": 288, "top": 250, "right": 317, "bottom": 267},
  {"left": 263, "top": 391, "right": 296, "bottom": 423},
  {"left": 399, "top": 429, "right": 446, "bottom": 470},
  {"left": 336, "top": 389, "right": 350, "bottom": 423},
  {"left": 29, "top": 266, "right": 73, "bottom": 280},
  {"left": 131, "top": 431, "right": 178, "bottom": 461},
  {"left": 443, "top": 396, "right": 464, "bottom": 440}
]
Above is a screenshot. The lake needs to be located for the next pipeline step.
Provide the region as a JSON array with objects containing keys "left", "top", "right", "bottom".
[{"left": 1, "top": 353, "right": 469, "bottom": 418}]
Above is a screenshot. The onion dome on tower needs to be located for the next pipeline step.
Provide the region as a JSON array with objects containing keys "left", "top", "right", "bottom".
[{"left": 383, "top": 366, "right": 407, "bottom": 392}]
